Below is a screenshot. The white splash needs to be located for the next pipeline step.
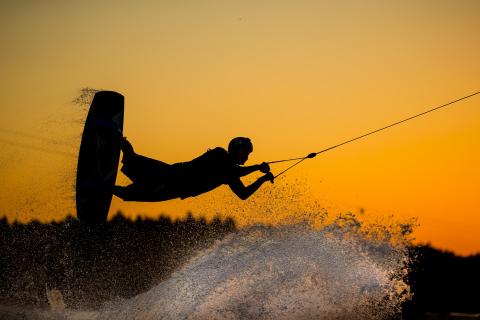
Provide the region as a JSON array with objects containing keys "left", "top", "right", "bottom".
[{"left": 93, "top": 222, "right": 410, "bottom": 320}]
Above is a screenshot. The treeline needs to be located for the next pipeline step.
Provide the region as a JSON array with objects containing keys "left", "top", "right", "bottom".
[
  {"left": 0, "top": 212, "right": 235, "bottom": 309},
  {"left": 403, "top": 245, "right": 480, "bottom": 318}
]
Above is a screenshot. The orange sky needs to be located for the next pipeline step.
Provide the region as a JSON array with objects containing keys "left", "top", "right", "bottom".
[{"left": 0, "top": 1, "right": 479, "bottom": 255}]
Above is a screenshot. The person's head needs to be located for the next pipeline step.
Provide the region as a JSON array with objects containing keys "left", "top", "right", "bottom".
[{"left": 228, "top": 137, "right": 253, "bottom": 165}]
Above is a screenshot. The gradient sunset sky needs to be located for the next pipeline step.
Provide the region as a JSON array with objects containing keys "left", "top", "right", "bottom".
[{"left": 1, "top": 1, "right": 479, "bottom": 255}]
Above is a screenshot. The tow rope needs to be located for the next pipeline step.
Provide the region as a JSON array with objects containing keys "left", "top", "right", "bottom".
[{"left": 268, "top": 91, "right": 480, "bottom": 179}]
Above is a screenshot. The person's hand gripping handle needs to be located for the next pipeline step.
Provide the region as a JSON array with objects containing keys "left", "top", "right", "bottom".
[
  {"left": 264, "top": 172, "right": 274, "bottom": 184},
  {"left": 258, "top": 162, "right": 274, "bottom": 183}
]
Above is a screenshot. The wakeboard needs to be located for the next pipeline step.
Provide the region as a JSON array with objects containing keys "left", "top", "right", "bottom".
[{"left": 76, "top": 91, "right": 124, "bottom": 224}]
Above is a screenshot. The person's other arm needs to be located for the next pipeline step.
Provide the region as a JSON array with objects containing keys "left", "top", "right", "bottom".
[{"left": 228, "top": 172, "right": 274, "bottom": 200}]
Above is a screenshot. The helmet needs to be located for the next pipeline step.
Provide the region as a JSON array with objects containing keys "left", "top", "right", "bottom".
[{"left": 228, "top": 137, "right": 253, "bottom": 153}]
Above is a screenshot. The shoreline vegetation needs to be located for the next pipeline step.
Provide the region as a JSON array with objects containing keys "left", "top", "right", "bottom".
[{"left": 0, "top": 212, "right": 478, "bottom": 318}]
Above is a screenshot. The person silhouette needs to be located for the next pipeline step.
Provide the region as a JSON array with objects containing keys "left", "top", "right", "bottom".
[{"left": 113, "top": 137, "right": 274, "bottom": 202}]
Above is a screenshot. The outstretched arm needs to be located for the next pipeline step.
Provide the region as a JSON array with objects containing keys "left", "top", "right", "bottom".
[
  {"left": 228, "top": 172, "right": 274, "bottom": 200},
  {"left": 236, "top": 162, "right": 270, "bottom": 177}
]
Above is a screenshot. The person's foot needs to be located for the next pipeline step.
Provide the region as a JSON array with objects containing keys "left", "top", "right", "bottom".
[
  {"left": 120, "top": 137, "right": 135, "bottom": 163},
  {"left": 112, "top": 185, "right": 126, "bottom": 199}
]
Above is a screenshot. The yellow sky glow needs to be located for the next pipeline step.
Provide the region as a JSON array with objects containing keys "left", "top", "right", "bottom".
[{"left": 1, "top": 0, "right": 479, "bottom": 255}]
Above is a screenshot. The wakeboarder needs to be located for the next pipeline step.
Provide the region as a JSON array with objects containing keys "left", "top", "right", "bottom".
[{"left": 113, "top": 137, "right": 274, "bottom": 202}]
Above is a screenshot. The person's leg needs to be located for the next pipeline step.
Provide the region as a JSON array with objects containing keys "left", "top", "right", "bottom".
[
  {"left": 119, "top": 137, "right": 170, "bottom": 183},
  {"left": 113, "top": 183, "right": 177, "bottom": 202},
  {"left": 121, "top": 154, "right": 171, "bottom": 183}
]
